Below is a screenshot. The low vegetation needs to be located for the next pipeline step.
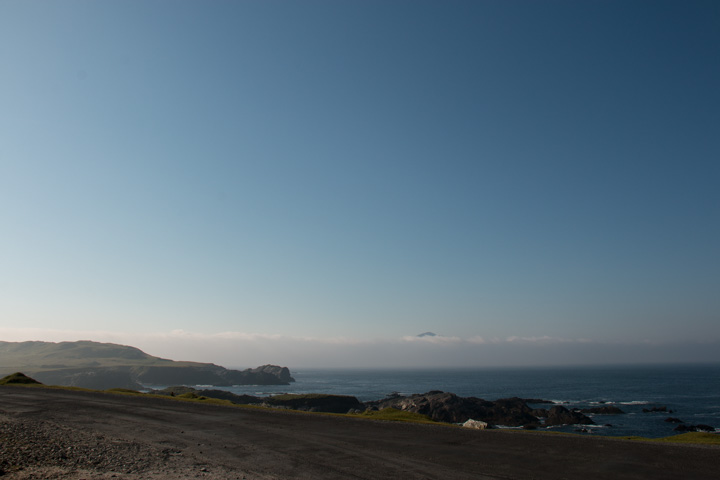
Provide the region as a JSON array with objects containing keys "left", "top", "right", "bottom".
[
  {"left": 104, "top": 388, "right": 142, "bottom": 394},
  {"left": 619, "top": 432, "right": 720, "bottom": 445},
  {"left": 175, "top": 392, "right": 234, "bottom": 406},
  {"left": 0, "top": 372, "right": 42, "bottom": 385},
  {"left": 351, "top": 408, "right": 438, "bottom": 424}
]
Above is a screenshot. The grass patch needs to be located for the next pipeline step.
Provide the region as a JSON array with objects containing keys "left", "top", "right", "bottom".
[
  {"left": 350, "top": 408, "right": 438, "bottom": 424},
  {"left": 478, "top": 427, "right": 720, "bottom": 446},
  {"left": 178, "top": 392, "right": 202, "bottom": 399},
  {"left": 618, "top": 432, "right": 720, "bottom": 445},
  {"left": 174, "top": 391, "right": 234, "bottom": 405},
  {"left": 105, "top": 388, "right": 142, "bottom": 395}
]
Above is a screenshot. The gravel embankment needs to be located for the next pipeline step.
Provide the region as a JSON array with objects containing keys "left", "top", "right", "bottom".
[{"left": 0, "top": 414, "right": 242, "bottom": 480}]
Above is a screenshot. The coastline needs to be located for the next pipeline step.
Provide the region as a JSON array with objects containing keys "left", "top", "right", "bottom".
[
  {"left": 164, "top": 364, "right": 720, "bottom": 438},
  {"left": 1, "top": 385, "right": 718, "bottom": 480}
]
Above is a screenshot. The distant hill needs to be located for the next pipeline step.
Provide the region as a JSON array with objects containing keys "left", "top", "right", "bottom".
[
  {"left": 0, "top": 341, "right": 293, "bottom": 390},
  {"left": 0, "top": 372, "right": 42, "bottom": 385},
  {"left": 416, "top": 332, "right": 437, "bottom": 337}
]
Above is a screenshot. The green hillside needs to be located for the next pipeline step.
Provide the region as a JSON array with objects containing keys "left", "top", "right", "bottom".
[
  {"left": 0, "top": 341, "right": 293, "bottom": 390},
  {"left": 0, "top": 340, "right": 207, "bottom": 371},
  {"left": 0, "top": 372, "right": 42, "bottom": 385}
]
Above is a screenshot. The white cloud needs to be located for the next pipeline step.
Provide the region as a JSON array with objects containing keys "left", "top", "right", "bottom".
[
  {"left": 400, "top": 334, "right": 463, "bottom": 344},
  {"left": 466, "top": 336, "right": 488, "bottom": 344},
  {"left": 504, "top": 335, "right": 583, "bottom": 344}
]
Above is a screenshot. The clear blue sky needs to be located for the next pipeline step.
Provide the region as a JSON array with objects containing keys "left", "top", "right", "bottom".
[{"left": 1, "top": 1, "right": 718, "bottom": 367}]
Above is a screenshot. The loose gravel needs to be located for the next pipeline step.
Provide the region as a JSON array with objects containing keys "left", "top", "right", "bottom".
[{"left": 0, "top": 414, "right": 244, "bottom": 480}]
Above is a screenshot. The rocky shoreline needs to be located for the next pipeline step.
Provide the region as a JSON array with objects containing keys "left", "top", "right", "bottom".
[
  {"left": 155, "top": 387, "right": 604, "bottom": 429},
  {"left": 1, "top": 385, "right": 718, "bottom": 480},
  {"left": 152, "top": 387, "right": 719, "bottom": 435}
]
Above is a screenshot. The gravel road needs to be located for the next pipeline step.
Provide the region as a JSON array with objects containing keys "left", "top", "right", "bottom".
[{"left": 0, "top": 386, "right": 717, "bottom": 479}]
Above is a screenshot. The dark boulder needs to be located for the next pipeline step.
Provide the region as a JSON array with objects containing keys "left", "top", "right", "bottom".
[
  {"left": 544, "top": 406, "right": 594, "bottom": 426},
  {"left": 265, "top": 394, "right": 363, "bottom": 413},
  {"left": 491, "top": 397, "right": 541, "bottom": 426},
  {"left": 664, "top": 417, "right": 684, "bottom": 423}
]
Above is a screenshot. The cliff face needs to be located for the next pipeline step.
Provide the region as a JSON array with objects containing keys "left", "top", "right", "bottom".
[
  {"left": 0, "top": 341, "right": 294, "bottom": 390},
  {"left": 131, "top": 364, "right": 294, "bottom": 387}
]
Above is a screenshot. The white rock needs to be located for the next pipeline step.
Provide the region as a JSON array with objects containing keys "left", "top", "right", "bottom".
[{"left": 462, "top": 419, "right": 488, "bottom": 429}]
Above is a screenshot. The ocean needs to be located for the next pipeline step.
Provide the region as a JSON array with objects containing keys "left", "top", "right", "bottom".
[{"left": 198, "top": 363, "right": 720, "bottom": 438}]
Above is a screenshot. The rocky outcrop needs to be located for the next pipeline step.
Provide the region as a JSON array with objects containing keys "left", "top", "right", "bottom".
[
  {"left": 248, "top": 365, "right": 294, "bottom": 383},
  {"left": 366, "top": 392, "right": 540, "bottom": 426},
  {"left": 264, "top": 394, "right": 363, "bottom": 413},
  {"left": 664, "top": 417, "right": 684, "bottom": 423},
  {"left": 544, "top": 406, "right": 594, "bottom": 426}
]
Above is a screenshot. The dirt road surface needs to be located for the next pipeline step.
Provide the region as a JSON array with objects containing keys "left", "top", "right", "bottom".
[{"left": 0, "top": 386, "right": 717, "bottom": 479}]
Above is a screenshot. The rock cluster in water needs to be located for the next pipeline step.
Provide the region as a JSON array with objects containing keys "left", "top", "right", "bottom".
[{"left": 154, "top": 388, "right": 603, "bottom": 428}]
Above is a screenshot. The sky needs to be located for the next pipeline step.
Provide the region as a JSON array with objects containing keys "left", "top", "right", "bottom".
[{"left": 1, "top": 0, "right": 719, "bottom": 368}]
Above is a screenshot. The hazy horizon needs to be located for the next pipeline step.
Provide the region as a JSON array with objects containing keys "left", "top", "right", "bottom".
[
  {"left": 2, "top": 1, "right": 718, "bottom": 369},
  {"left": 1, "top": 329, "right": 718, "bottom": 370}
]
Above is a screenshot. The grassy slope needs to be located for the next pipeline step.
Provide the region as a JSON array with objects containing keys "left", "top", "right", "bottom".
[
  {"left": 618, "top": 432, "right": 720, "bottom": 445},
  {"left": 0, "top": 340, "right": 212, "bottom": 374},
  {"left": 0, "top": 372, "right": 42, "bottom": 385}
]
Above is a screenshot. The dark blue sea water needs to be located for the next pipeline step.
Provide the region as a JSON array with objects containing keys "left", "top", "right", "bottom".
[{"left": 196, "top": 363, "right": 720, "bottom": 438}]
